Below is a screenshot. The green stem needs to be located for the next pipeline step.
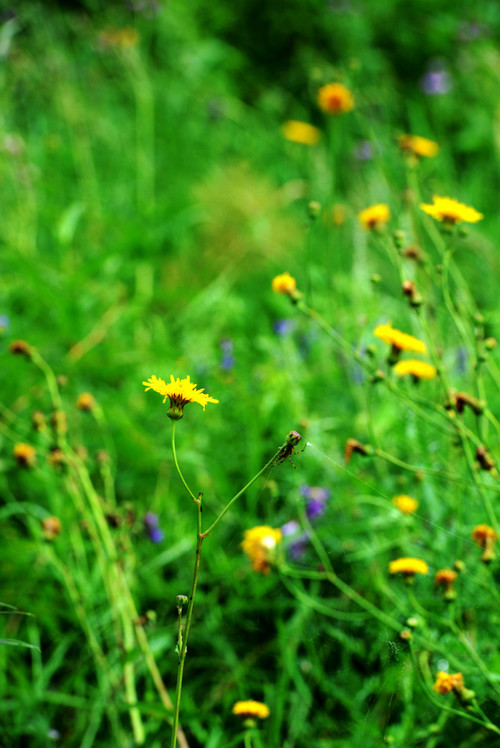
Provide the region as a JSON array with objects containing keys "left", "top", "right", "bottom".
[{"left": 172, "top": 422, "right": 198, "bottom": 502}]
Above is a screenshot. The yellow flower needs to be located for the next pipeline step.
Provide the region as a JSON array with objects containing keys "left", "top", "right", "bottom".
[
  {"left": 358, "top": 204, "right": 391, "bottom": 230},
  {"left": 317, "top": 83, "right": 354, "bottom": 115},
  {"left": 419, "top": 196, "right": 483, "bottom": 224},
  {"left": 232, "top": 700, "right": 270, "bottom": 720},
  {"left": 143, "top": 375, "right": 219, "bottom": 421},
  {"left": 392, "top": 495, "right": 418, "bottom": 514},
  {"left": 373, "top": 323, "right": 427, "bottom": 354},
  {"left": 398, "top": 134, "right": 439, "bottom": 158},
  {"left": 76, "top": 392, "right": 96, "bottom": 412},
  {"left": 241, "top": 526, "right": 282, "bottom": 574},
  {"left": 271, "top": 272, "right": 300, "bottom": 301},
  {"left": 433, "top": 671, "right": 465, "bottom": 695},
  {"left": 282, "top": 120, "right": 321, "bottom": 146},
  {"left": 393, "top": 360, "right": 437, "bottom": 379},
  {"left": 389, "top": 557, "right": 429, "bottom": 576},
  {"left": 13, "top": 442, "right": 37, "bottom": 468}
]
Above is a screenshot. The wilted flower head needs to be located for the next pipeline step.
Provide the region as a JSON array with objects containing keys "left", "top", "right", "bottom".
[
  {"left": 282, "top": 120, "right": 321, "bottom": 146},
  {"left": 420, "top": 196, "right": 483, "bottom": 225},
  {"left": 42, "top": 516, "right": 62, "bottom": 541},
  {"left": 392, "top": 495, "right": 418, "bottom": 514},
  {"left": 393, "top": 360, "right": 437, "bottom": 380},
  {"left": 472, "top": 523, "right": 498, "bottom": 563},
  {"left": 373, "top": 323, "right": 427, "bottom": 354},
  {"left": 143, "top": 374, "right": 219, "bottom": 420},
  {"left": 241, "top": 526, "right": 282, "bottom": 574},
  {"left": 232, "top": 700, "right": 270, "bottom": 720},
  {"left": 398, "top": 134, "right": 439, "bottom": 159},
  {"left": 317, "top": 82, "right": 354, "bottom": 114},
  {"left": 435, "top": 568, "right": 458, "bottom": 601},
  {"left": 358, "top": 204, "right": 391, "bottom": 230}
]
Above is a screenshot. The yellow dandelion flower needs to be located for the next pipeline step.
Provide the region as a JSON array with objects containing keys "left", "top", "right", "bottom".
[
  {"left": 433, "top": 671, "right": 465, "bottom": 695},
  {"left": 317, "top": 83, "right": 354, "bottom": 115},
  {"left": 143, "top": 374, "right": 219, "bottom": 421},
  {"left": 398, "top": 134, "right": 439, "bottom": 158},
  {"left": 419, "top": 196, "right": 483, "bottom": 225},
  {"left": 241, "top": 526, "right": 282, "bottom": 574},
  {"left": 393, "top": 359, "right": 437, "bottom": 379},
  {"left": 13, "top": 442, "right": 37, "bottom": 468},
  {"left": 282, "top": 120, "right": 321, "bottom": 146},
  {"left": 392, "top": 495, "right": 418, "bottom": 514},
  {"left": 232, "top": 700, "right": 270, "bottom": 720},
  {"left": 76, "top": 392, "right": 96, "bottom": 412},
  {"left": 373, "top": 323, "right": 427, "bottom": 354},
  {"left": 272, "top": 272, "right": 297, "bottom": 295},
  {"left": 358, "top": 204, "right": 391, "bottom": 230},
  {"left": 389, "top": 557, "right": 429, "bottom": 576}
]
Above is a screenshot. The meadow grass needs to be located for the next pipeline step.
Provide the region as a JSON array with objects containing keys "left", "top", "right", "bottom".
[{"left": 3, "top": 2, "right": 500, "bottom": 746}]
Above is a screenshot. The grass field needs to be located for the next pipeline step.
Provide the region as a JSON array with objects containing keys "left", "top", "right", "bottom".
[{"left": 3, "top": 2, "right": 500, "bottom": 746}]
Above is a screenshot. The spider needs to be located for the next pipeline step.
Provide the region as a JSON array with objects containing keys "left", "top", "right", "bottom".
[{"left": 272, "top": 430, "right": 307, "bottom": 469}]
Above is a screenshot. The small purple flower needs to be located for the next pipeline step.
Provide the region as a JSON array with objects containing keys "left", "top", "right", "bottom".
[
  {"left": 456, "top": 346, "right": 468, "bottom": 375},
  {"left": 281, "top": 519, "right": 300, "bottom": 537},
  {"left": 300, "top": 485, "right": 331, "bottom": 520},
  {"left": 144, "top": 512, "right": 159, "bottom": 529},
  {"left": 220, "top": 338, "right": 235, "bottom": 371},
  {"left": 148, "top": 527, "right": 165, "bottom": 543},
  {"left": 354, "top": 140, "right": 373, "bottom": 161},
  {"left": 273, "top": 319, "right": 296, "bottom": 337},
  {"left": 289, "top": 532, "right": 310, "bottom": 560},
  {"left": 420, "top": 62, "right": 451, "bottom": 95}
]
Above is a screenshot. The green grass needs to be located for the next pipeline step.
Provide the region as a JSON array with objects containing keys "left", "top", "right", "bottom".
[{"left": 3, "top": 2, "right": 500, "bottom": 746}]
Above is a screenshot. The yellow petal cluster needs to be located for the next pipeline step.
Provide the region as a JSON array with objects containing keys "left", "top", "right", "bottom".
[
  {"left": 393, "top": 360, "right": 437, "bottom": 379},
  {"left": 389, "top": 557, "right": 429, "bottom": 575},
  {"left": 420, "top": 196, "right": 483, "bottom": 224},
  {"left": 373, "top": 324, "right": 427, "bottom": 354},
  {"left": 433, "top": 671, "right": 464, "bottom": 695},
  {"left": 282, "top": 120, "right": 321, "bottom": 146},
  {"left": 13, "top": 442, "right": 37, "bottom": 468},
  {"left": 392, "top": 495, "right": 418, "bottom": 514},
  {"left": 272, "top": 272, "right": 297, "bottom": 295},
  {"left": 241, "top": 526, "right": 282, "bottom": 574},
  {"left": 317, "top": 83, "right": 354, "bottom": 115},
  {"left": 143, "top": 374, "right": 219, "bottom": 418},
  {"left": 232, "top": 700, "right": 270, "bottom": 719},
  {"left": 398, "top": 134, "right": 439, "bottom": 158},
  {"left": 358, "top": 203, "right": 391, "bottom": 230}
]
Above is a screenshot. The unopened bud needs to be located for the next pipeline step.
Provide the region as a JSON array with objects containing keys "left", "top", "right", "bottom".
[
  {"left": 176, "top": 595, "right": 188, "bottom": 610},
  {"left": 308, "top": 201, "right": 321, "bottom": 219},
  {"left": 9, "top": 339, "right": 32, "bottom": 358},
  {"left": 393, "top": 230, "right": 405, "bottom": 249}
]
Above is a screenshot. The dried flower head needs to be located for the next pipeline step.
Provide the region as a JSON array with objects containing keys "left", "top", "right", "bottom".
[
  {"left": 9, "top": 339, "right": 32, "bottom": 358},
  {"left": 241, "top": 526, "right": 282, "bottom": 574},
  {"left": 373, "top": 324, "right": 427, "bottom": 354},
  {"left": 420, "top": 196, "right": 483, "bottom": 224},
  {"left": 393, "top": 360, "right": 437, "bottom": 380},
  {"left": 282, "top": 121, "right": 321, "bottom": 146},
  {"left": 13, "top": 442, "right": 36, "bottom": 468},
  {"left": 143, "top": 375, "right": 219, "bottom": 420},
  {"left": 398, "top": 134, "right": 439, "bottom": 158},
  {"left": 392, "top": 495, "right": 418, "bottom": 514},
  {"left": 358, "top": 203, "right": 391, "bottom": 230},
  {"left": 42, "top": 516, "right": 62, "bottom": 540},
  {"left": 232, "top": 700, "right": 270, "bottom": 720},
  {"left": 317, "top": 83, "right": 354, "bottom": 114},
  {"left": 389, "top": 557, "right": 429, "bottom": 576}
]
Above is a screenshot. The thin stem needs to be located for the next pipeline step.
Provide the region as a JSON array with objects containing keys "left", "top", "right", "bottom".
[{"left": 172, "top": 422, "right": 198, "bottom": 503}]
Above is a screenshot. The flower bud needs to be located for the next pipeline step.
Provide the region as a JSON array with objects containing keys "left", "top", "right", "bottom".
[
  {"left": 176, "top": 595, "right": 188, "bottom": 610},
  {"left": 308, "top": 201, "right": 321, "bottom": 219}
]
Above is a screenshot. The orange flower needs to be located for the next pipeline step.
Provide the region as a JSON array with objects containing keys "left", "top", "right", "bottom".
[
  {"left": 435, "top": 568, "right": 458, "bottom": 601},
  {"left": 472, "top": 523, "right": 498, "bottom": 563},
  {"left": 317, "top": 83, "right": 354, "bottom": 115},
  {"left": 433, "top": 671, "right": 464, "bottom": 695}
]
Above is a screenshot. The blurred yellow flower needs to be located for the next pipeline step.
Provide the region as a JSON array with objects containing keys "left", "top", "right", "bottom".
[
  {"left": 76, "top": 392, "right": 96, "bottom": 412},
  {"left": 13, "top": 442, "right": 36, "bottom": 468},
  {"left": 232, "top": 700, "right": 270, "bottom": 719},
  {"left": 241, "top": 526, "right": 282, "bottom": 574},
  {"left": 420, "top": 196, "right": 483, "bottom": 224},
  {"left": 358, "top": 203, "right": 391, "bottom": 230},
  {"left": 398, "top": 134, "right": 439, "bottom": 158},
  {"left": 143, "top": 375, "right": 218, "bottom": 420},
  {"left": 374, "top": 323, "right": 427, "bottom": 354},
  {"left": 389, "top": 557, "right": 429, "bottom": 575},
  {"left": 272, "top": 272, "right": 298, "bottom": 298},
  {"left": 393, "top": 360, "right": 437, "bottom": 379},
  {"left": 433, "top": 671, "right": 465, "bottom": 695},
  {"left": 317, "top": 83, "right": 354, "bottom": 114},
  {"left": 392, "top": 495, "right": 418, "bottom": 514},
  {"left": 282, "top": 120, "right": 321, "bottom": 146},
  {"left": 434, "top": 568, "right": 458, "bottom": 586}
]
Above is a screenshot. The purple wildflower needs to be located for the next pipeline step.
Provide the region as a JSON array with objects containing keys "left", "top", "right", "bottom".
[
  {"left": 420, "top": 62, "right": 451, "bottom": 95},
  {"left": 354, "top": 140, "right": 373, "bottom": 161},
  {"left": 300, "top": 485, "right": 331, "bottom": 520},
  {"left": 220, "top": 338, "right": 235, "bottom": 371},
  {"left": 289, "top": 532, "right": 310, "bottom": 560},
  {"left": 281, "top": 519, "right": 301, "bottom": 537},
  {"left": 273, "top": 319, "right": 296, "bottom": 337},
  {"left": 148, "top": 527, "right": 165, "bottom": 543}
]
